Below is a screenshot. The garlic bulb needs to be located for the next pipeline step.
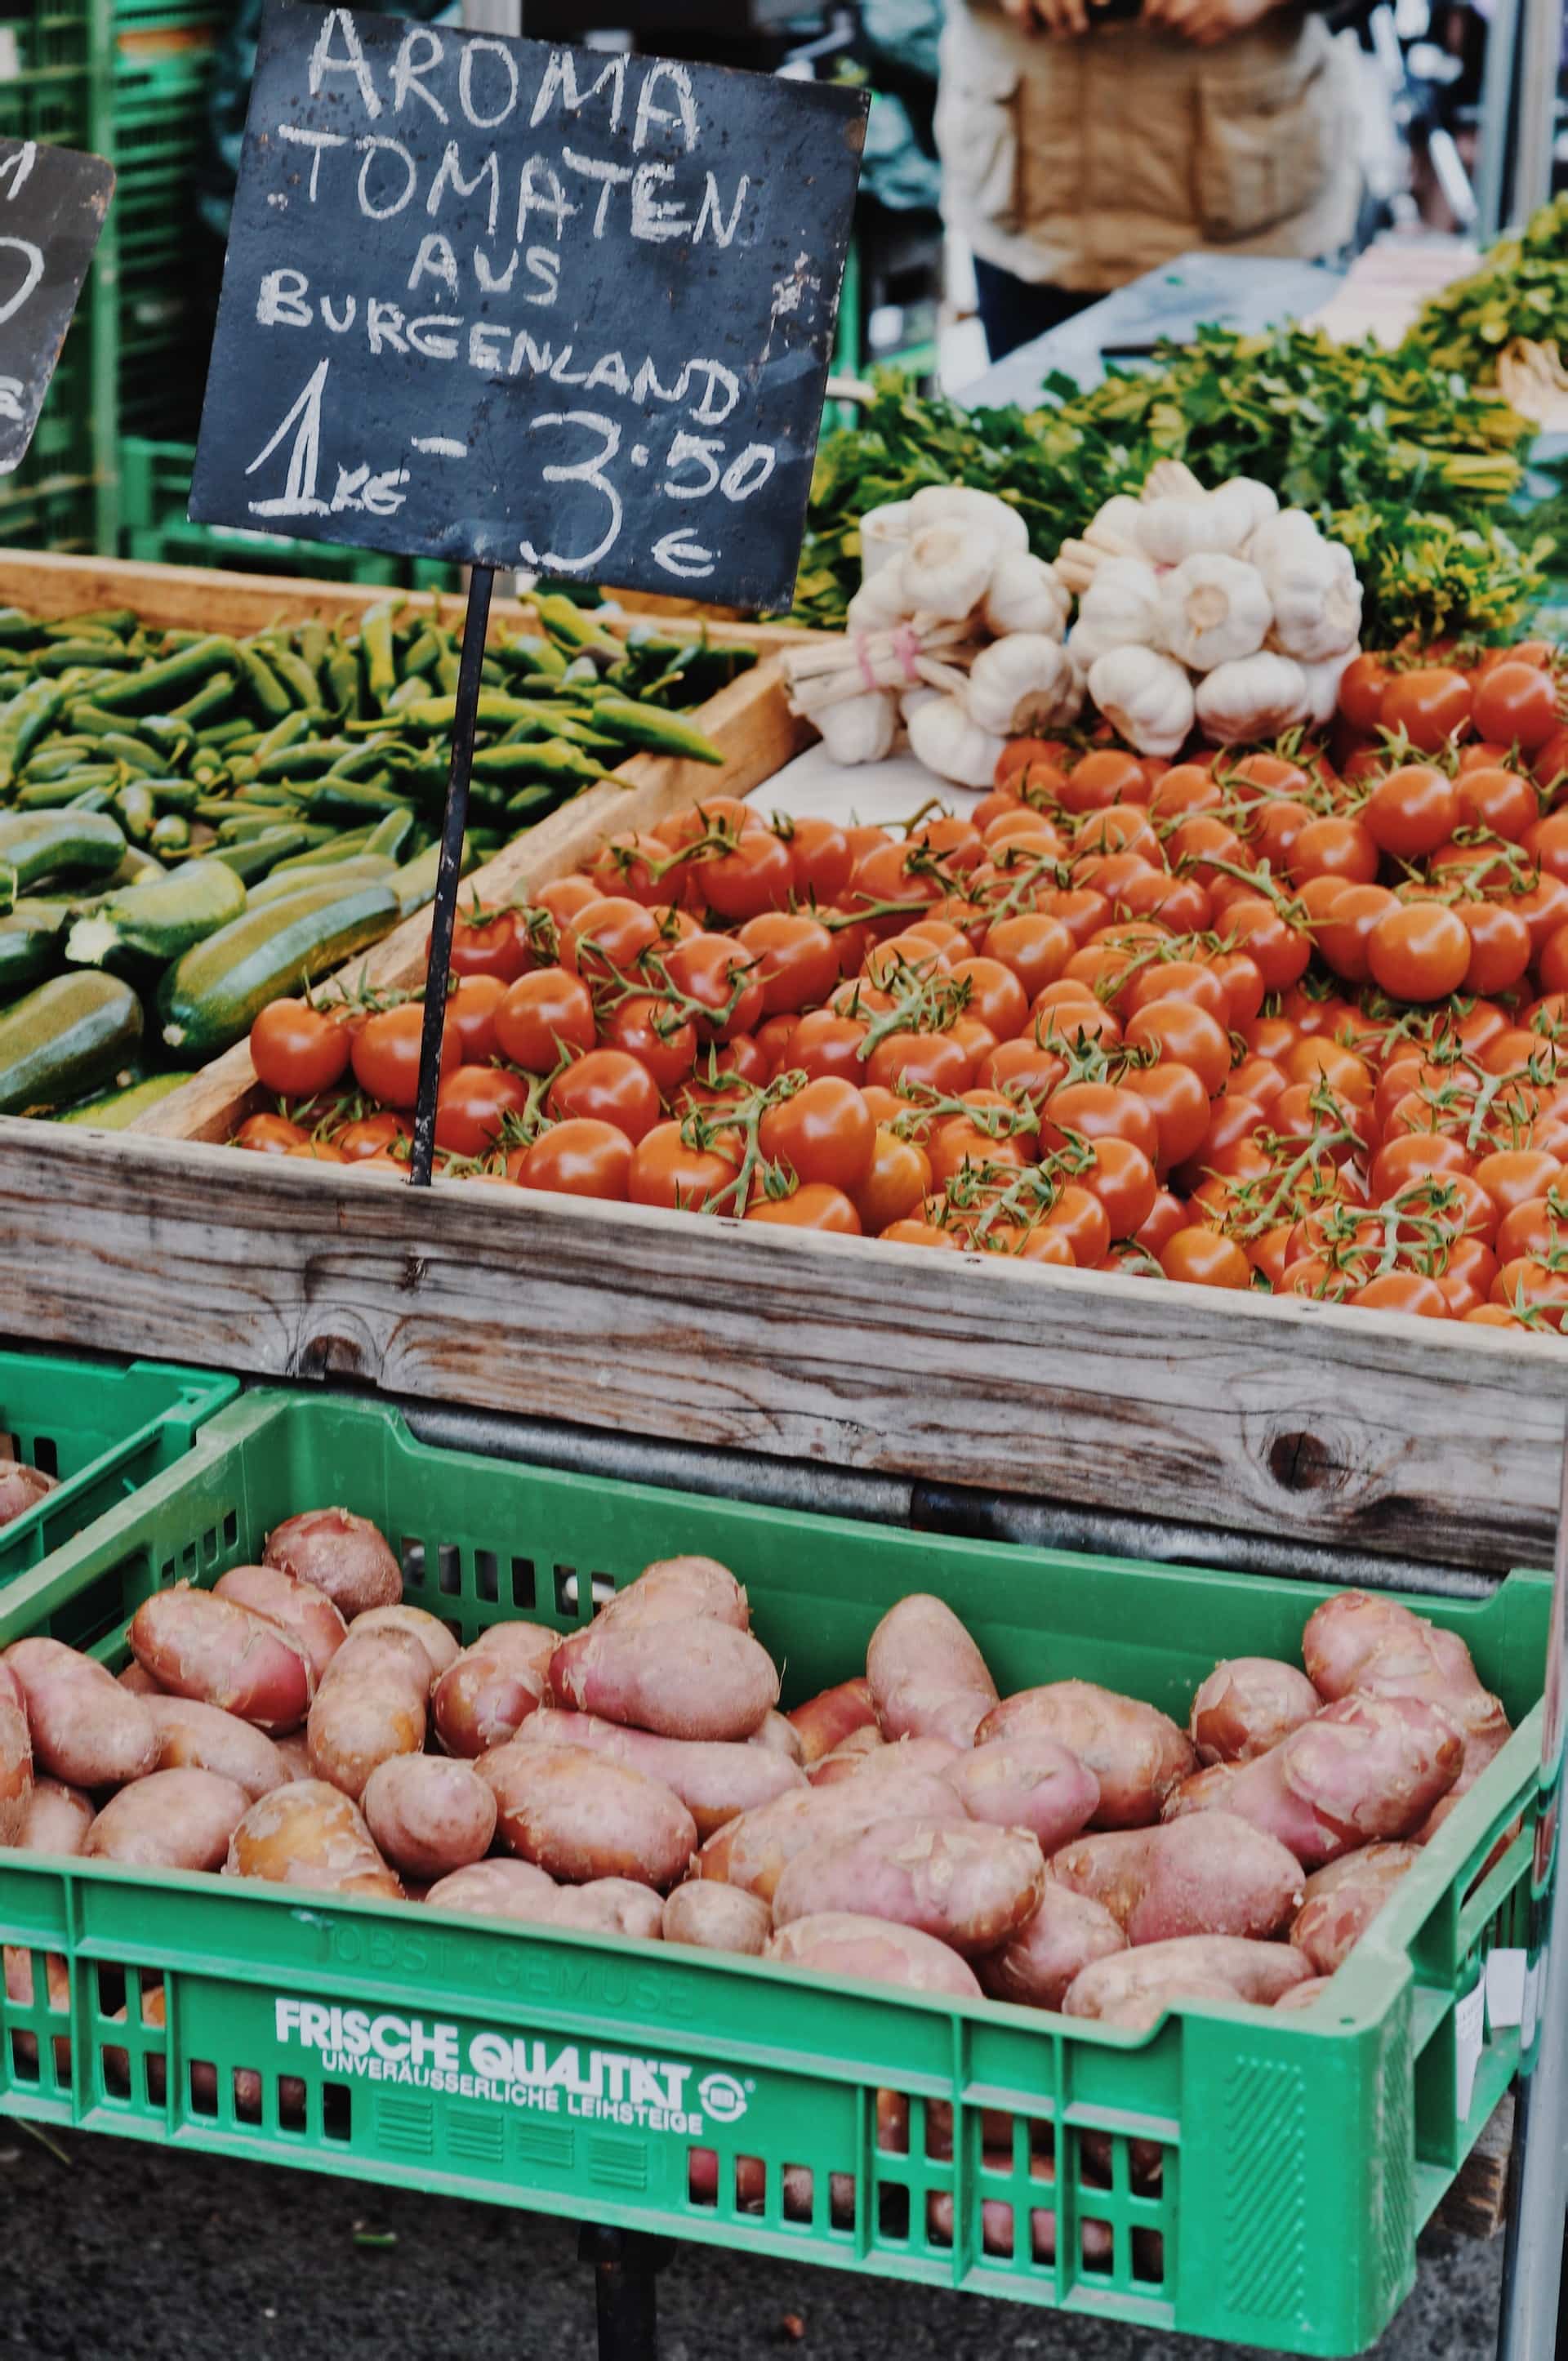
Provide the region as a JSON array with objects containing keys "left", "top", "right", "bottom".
[
  {"left": 898, "top": 519, "right": 1003, "bottom": 621},
  {"left": 906, "top": 483, "right": 1029, "bottom": 554},
  {"left": 1141, "top": 459, "right": 1206, "bottom": 503},
  {"left": 1263, "top": 537, "right": 1363, "bottom": 663},
  {"left": 846, "top": 567, "right": 915, "bottom": 635},
  {"left": 965, "top": 634, "right": 1076, "bottom": 736},
  {"left": 906, "top": 693, "right": 1008, "bottom": 789},
  {"left": 1077, "top": 555, "right": 1165, "bottom": 652},
  {"left": 815, "top": 688, "right": 898, "bottom": 765},
  {"left": 1245, "top": 509, "right": 1325, "bottom": 584},
  {"left": 1298, "top": 644, "right": 1360, "bottom": 727},
  {"left": 982, "top": 550, "right": 1070, "bottom": 639},
  {"left": 899, "top": 684, "right": 939, "bottom": 726},
  {"left": 1159, "top": 552, "right": 1272, "bottom": 673},
  {"left": 1086, "top": 647, "right": 1195, "bottom": 760},
  {"left": 1195, "top": 652, "right": 1310, "bottom": 745},
  {"left": 1067, "top": 617, "right": 1117, "bottom": 674},
  {"left": 1084, "top": 495, "right": 1145, "bottom": 555},
  {"left": 1135, "top": 493, "right": 1250, "bottom": 567},
  {"left": 1219, "top": 476, "right": 1280, "bottom": 547},
  {"left": 859, "top": 501, "right": 915, "bottom": 583}
]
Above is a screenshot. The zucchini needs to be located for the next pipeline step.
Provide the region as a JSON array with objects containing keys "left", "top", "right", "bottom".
[
  {"left": 158, "top": 878, "right": 400, "bottom": 1060},
  {"left": 0, "top": 900, "right": 66, "bottom": 995},
  {"left": 58, "top": 1072, "right": 189, "bottom": 1128},
  {"left": 65, "top": 858, "right": 248, "bottom": 969},
  {"left": 0, "top": 808, "right": 126, "bottom": 893},
  {"left": 0, "top": 971, "right": 143, "bottom": 1115}
]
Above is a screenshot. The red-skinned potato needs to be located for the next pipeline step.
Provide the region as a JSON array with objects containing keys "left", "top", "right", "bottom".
[
  {"left": 516, "top": 1706, "right": 806, "bottom": 1837},
  {"left": 5, "top": 1637, "right": 158, "bottom": 1786},
  {"left": 1064, "top": 1936, "right": 1312, "bottom": 2024},
  {"left": 811, "top": 1733, "right": 956, "bottom": 1790},
  {"left": 1302, "top": 1593, "right": 1510, "bottom": 1837},
  {"left": 118, "top": 1662, "right": 160, "bottom": 1695},
  {"left": 0, "top": 1460, "right": 56, "bottom": 1527},
  {"left": 1048, "top": 1811, "right": 1305, "bottom": 1944},
  {"left": 127, "top": 1589, "right": 314, "bottom": 1735},
  {"left": 551, "top": 1879, "right": 666, "bottom": 1940},
  {"left": 697, "top": 1770, "right": 967, "bottom": 1902},
  {"left": 263, "top": 1508, "right": 401, "bottom": 1619},
  {"left": 145, "top": 1695, "right": 289, "bottom": 1802},
  {"left": 866, "top": 1594, "right": 997, "bottom": 1744},
  {"left": 85, "top": 1768, "right": 251, "bottom": 1872},
  {"left": 977, "top": 1682, "right": 1196, "bottom": 1829},
  {"left": 0, "top": 1664, "right": 30, "bottom": 1843},
  {"left": 351, "top": 1605, "right": 461, "bottom": 1681},
  {"left": 1162, "top": 1693, "right": 1463, "bottom": 1866},
  {"left": 765, "top": 1911, "right": 983, "bottom": 1998},
  {"left": 478, "top": 1741, "right": 697, "bottom": 1888},
  {"left": 362, "top": 1753, "right": 497, "bottom": 1879},
  {"left": 942, "top": 1735, "right": 1100, "bottom": 1851},
  {"left": 808, "top": 1726, "right": 889, "bottom": 1784},
  {"left": 601, "top": 1557, "right": 748, "bottom": 1631},
  {"left": 978, "top": 1884, "right": 1129, "bottom": 2011},
  {"left": 773, "top": 1816, "right": 1045, "bottom": 1955},
  {"left": 212, "top": 1564, "right": 347, "bottom": 1685},
  {"left": 3, "top": 1944, "right": 69, "bottom": 2076},
  {"left": 225, "top": 1780, "right": 403, "bottom": 1897},
  {"left": 927, "top": 2154, "right": 1114, "bottom": 2267},
  {"left": 307, "top": 1626, "right": 428, "bottom": 1799},
  {"left": 1290, "top": 1843, "right": 1420, "bottom": 1974},
  {"left": 1189, "top": 1658, "right": 1321, "bottom": 1765},
  {"left": 751, "top": 1712, "right": 804, "bottom": 1765},
  {"left": 549, "top": 1615, "right": 778, "bottom": 1742},
  {"left": 786, "top": 1676, "right": 877, "bottom": 1764},
  {"left": 662, "top": 1882, "right": 772, "bottom": 1954},
  {"left": 425, "top": 1857, "right": 559, "bottom": 1922},
  {"left": 433, "top": 1631, "right": 549, "bottom": 1757},
  {"left": 17, "top": 1779, "right": 95, "bottom": 1856},
  {"left": 274, "top": 1732, "right": 314, "bottom": 1780},
  {"left": 1275, "top": 1976, "right": 1334, "bottom": 2014}
]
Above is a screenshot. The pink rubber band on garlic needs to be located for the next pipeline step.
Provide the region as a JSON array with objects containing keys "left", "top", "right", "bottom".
[
  {"left": 853, "top": 634, "right": 880, "bottom": 693},
  {"left": 891, "top": 623, "right": 922, "bottom": 684}
]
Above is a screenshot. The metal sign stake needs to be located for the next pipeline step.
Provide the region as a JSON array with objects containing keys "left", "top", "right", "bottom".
[{"left": 409, "top": 562, "right": 496, "bottom": 1187}]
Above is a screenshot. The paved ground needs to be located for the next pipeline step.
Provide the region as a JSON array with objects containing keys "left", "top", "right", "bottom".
[{"left": 0, "top": 2130, "right": 1505, "bottom": 2361}]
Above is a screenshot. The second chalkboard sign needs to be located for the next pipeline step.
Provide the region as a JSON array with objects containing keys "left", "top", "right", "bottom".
[
  {"left": 190, "top": 2, "right": 866, "bottom": 611},
  {"left": 0, "top": 136, "right": 114, "bottom": 479}
]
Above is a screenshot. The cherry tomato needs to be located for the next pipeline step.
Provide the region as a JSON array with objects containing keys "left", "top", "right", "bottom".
[
  {"left": 1041, "top": 1080, "right": 1160, "bottom": 1165},
  {"left": 1042, "top": 1184, "right": 1111, "bottom": 1267},
  {"left": 447, "top": 974, "right": 507, "bottom": 1065},
  {"left": 787, "top": 1008, "right": 871, "bottom": 1085},
  {"left": 519, "top": 1118, "right": 632, "bottom": 1201},
  {"left": 855, "top": 1130, "right": 932, "bottom": 1234},
  {"left": 1366, "top": 902, "right": 1470, "bottom": 1002},
  {"left": 745, "top": 1183, "right": 862, "bottom": 1234},
  {"left": 662, "top": 797, "right": 756, "bottom": 854},
  {"left": 1338, "top": 653, "right": 1393, "bottom": 733},
  {"left": 1472, "top": 660, "right": 1560, "bottom": 751},
  {"left": 1458, "top": 900, "right": 1532, "bottom": 996},
  {"left": 783, "top": 816, "right": 854, "bottom": 906},
  {"left": 1473, "top": 1150, "right": 1565, "bottom": 1220},
  {"left": 1061, "top": 748, "right": 1148, "bottom": 812},
  {"left": 996, "top": 737, "right": 1063, "bottom": 786},
  {"left": 562, "top": 894, "right": 661, "bottom": 982},
  {"left": 1125, "top": 997, "right": 1232, "bottom": 1097},
  {"left": 234, "top": 1112, "right": 307, "bottom": 1154},
  {"left": 757, "top": 1076, "right": 876, "bottom": 1194},
  {"left": 442, "top": 905, "right": 534, "bottom": 983},
  {"left": 878, "top": 1218, "right": 962, "bottom": 1251},
  {"left": 1361, "top": 764, "right": 1459, "bottom": 860},
  {"left": 1289, "top": 814, "right": 1379, "bottom": 887},
  {"left": 1491, "top": 1258, "right": 1568, "bottom": 1328},
  {"left": 1381, "top": 666, "right": 1472, "bottom": 753},
  {"left": 1432, "top": 1238, "right": 1499, "bottom": 1319},
  {"left": 662, "top": 932, "right": 765, "bottom": 1041},
  {"left": 1160, "top": 1227, "right": 1251, "bottom": 1289},
  {"left": 534, "top": 874, "right": 599, "bottom": 926},
  {"left": 696, "top": 830, "right": 795, "bottom": 921},
  {"left": 1454, "top": 766, "right": 1536, "bottom": 841},
  {"left": 545, "top": 1047, "right": 663, "bottom": 1143},
  {"left": 978, "top": 1036, "right": 1068, "bottom": 1113},
  {"left": 866, "top": 1029, "right": 971, "bottom": 1096},
  {"left": 434, "top": 1066, "right": 531, "bottom": 1156},
  {"left": 250, "top": 999, "right": 352, "bottom": 1098},
  {"left": 492, "top": 967, "right": 596, "bottom": 1074},
  {"left": 1349, "top": 1272, "right": 1448, "bottom": 1317},
  {"left": 600, "top": 994, "right": 697, "bottom": 1094},
  {"left": 284, "top": 1139, "right": 345, "bottom": 1164},
  {"left": 1223, "top": 897, "right": 1312, "bottom": 993},
  {"left": 587, "top": 831, "right": 675, "bottom": 907},
  {"left": 337, "top": 1111, "right": 411, "bottom": 1160},
  {"left": 1082, "top": 1134, "right": 1157, "bottom": 1236},
  {"left": 350, "top": 1002, "right": 461, "bottom": 1110},
  {"left": 1125, "top": 959, "right": 1227, "bottom": 1022},
  {"left": 947, "top": 956, "right": 1030, "bottom": 1040},
  {"left": 627, "top": 1120, "right": 737, "bottom": 1211}
]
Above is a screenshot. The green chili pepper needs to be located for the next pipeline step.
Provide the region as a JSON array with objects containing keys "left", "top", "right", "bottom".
[
  {"left": 497, "top": 638, "right": 570, "bottom": 681},
  {"left": 14, "top": 768, "right": 120, "bottom": 809},
  {"left": 87, "top": 635, "right": 238, "bottom": 715},
  {"left": 589, "top": 695, "right": 724, "bottom": 763},
  {"left": 149, "top": 813, "right": 192, "bottom": 854},
  {"left": 261, "top": 642, "right": 323, "bottom": 710},
  {"left": 166, "top": 671, "right": 238, "bottom": 729},
  {"left": 0, "top": 680, "right": 66, "bottom": 790},
  {"left": 114, "top": 782, "right": 158, "bottom": 843},
  {"left": 20, "top": 738, "right": 99, "bottom": 781},
  {"left": 34, "top": 638, "right": 143, "bottom": 675},
  {"left": 532, "top": 592, "right": 621, "bottom": 657},
  {"left": 234, "top": 643, "right": 294, "bottom": 719},
  {"left": 359, "top": 600, "right": 401, "bottom": 708}
]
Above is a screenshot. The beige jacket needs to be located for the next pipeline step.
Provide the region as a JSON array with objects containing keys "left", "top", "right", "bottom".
[{"left": 936, "top": 0, "right": 1361, "bottom": 292}]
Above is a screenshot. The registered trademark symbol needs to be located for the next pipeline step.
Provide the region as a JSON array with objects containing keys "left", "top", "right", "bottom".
[{"left": 745, "top": 2080, "right": 755, "bottom": 2092}]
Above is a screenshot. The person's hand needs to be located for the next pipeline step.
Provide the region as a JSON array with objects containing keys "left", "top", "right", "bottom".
[{"left": 1142, "top": 0, "right": 1280, "bottom": 42}]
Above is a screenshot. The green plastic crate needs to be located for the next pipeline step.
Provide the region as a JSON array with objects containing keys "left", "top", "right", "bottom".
[
  {"left": 118, "top": 439, "right": 440, "bottom": 585},
  {"left": 0, "top": 1387, "right": 1549, "bottom": 2357},
  {"left": 0, "top": 1351, "right": 236, "bottom": 1584}
]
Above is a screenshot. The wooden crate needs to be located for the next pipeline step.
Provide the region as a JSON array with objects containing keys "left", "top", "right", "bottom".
[{"left": 2, "top": 553, "right": 1566, "bottom": 1576}]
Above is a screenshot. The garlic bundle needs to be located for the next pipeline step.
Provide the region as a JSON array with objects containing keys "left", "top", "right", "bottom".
[
  {"left": 965, "top": 635, "right": 1076, "bottom": 737},
  {"left": 858, "top": 501, "right": 915, "bottom": 582},
  {"left": 1195, "top": 653, "right": 1310, "bottom": 744},
  {"left": 906, "top": 693, "right": 1008, "bottom": 790},
  {"left": 1087, "top": 648, "right": 1196, "bottom": 761},
  {"left": 1159, "top": 553, "right": 1272, "bottom": 672}
]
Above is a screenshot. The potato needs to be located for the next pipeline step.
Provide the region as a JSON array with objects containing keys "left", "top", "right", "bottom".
[
  {"left": 751, "top": 1711, "right": 804, "bottom": 1765},
  {"left": 977, "top": 1682, "right": 1196, "bottom": 1829},
  {"left": 3, "top": 1944, "right": 69, "bottom": 2076},
  {"left": 118, "top": 1661, "right": 161, "bottom": 1695},
  {"left": 274, "top": 1731, "right": 314, "bottom": 1780},
  {"left": 0, "top": 1668, "right": 30, "bottom": 1844},
  {"left": 517, "top": 1706, "right": 806, "bottom": 1837},
  {"left": 1290, "top": 1842, "right": 1420, "bottom": 1975},
  {"left": 1163, "top": 1693, "right": 1463, "bottom": 1867},
  {"left": 927, "top": 2154, "right": 1112, "bottom": 2266},
  {"left": 866, "top": 1594, "right": 997, "bottom": 1745},
  {"left": 773, "top": 1816, "right": 1044, "bottom": 1955},
  {"left": 4, "top": 1637, "right": 158, "bottom": 1787},
  {"left": 351, "top": 1605, "right": 461, "bottom": 1681},
  {"left": 942, "top": 1736, "right": 1099, "bottom": 1851},
  {"left": 16, "top": 1780, "right": 94, "bottom": 1857},
  {"left": 698, "top": 1771, "right": 968, "bottom": 1902},
  {"left": 1064, "top": 1936, "right": 1312, "bottom": 2025},
  {"left": 127, "top": 1588, "right": 314, "bottom": 1735},
  {"left": 1048, "top": 1811, "right": 1305, "bottom": 1944},
  {"left": 786, "top": 1676, "right": 877, "bottom": 1764},
  {"left": 765, "top": 1911, "right": 982, "bottom": 1998},
  {"left": 1275, "top": 1976, "right": 1333, "bottom": 2014},
  {"left": 145, "top": 1695, "right": 289, "bottom": 1802},
  {"left": 1189, "top": 1658, "right": 1321, "bottom": 1766},
  {"left": 433, "top": 1632, "right": 549, "bottom": 1757},
  {"left": 425, "top": 1857, "right": 559, "bottom": 1922},
  {"left": 362, "top": 1754, "right": 497, "bottom": 1879},
  {"left": 473, "top": 1619, "right": 564, "bottom": 1677},
  {"left": 479, "top": 1741, "right": 697, "bottom": 1888},
  {"left": 603, "top": 1556, "right": 748, "bottom": 1631},
  {"left": 0, "top": 1459, "right": 55, "bottom": 1526},
  {"left": 550, "top": 1615, "right": 778, "bottom": 1743},
  {"left": 307, "top": 1626, "right": 428, "bottom": 1799},
  {"left": 662, "top": 1882, "right": 771, "bottom": 1955},
  {"left": 263, "top": 1507, "right": 402, "bottom": 1619},
  {"left": 977, "top": 1886, "right": 1128, "bottom": 2011},
  {"left": 551, "top": 1879, "right": 666, "bottom": 1940},
  {"left": 225, "top": 1779, "right": 402, "bottom": 1896},
  {"left": 213, "top": 1564, "right": 348, "bottom": 1685},
  {"left": 811, "top": 1732, "right": 955, "bottom": 1790},
  {"left": 1302, "top": 1593, "right": 1511, "bottom": 1838},
  {"left": 1164, "top": 1762, "right": 1239, "bottom": 1816},
  {"left": 85, "top": 1767, "right": 250, "bottom": 1872}
]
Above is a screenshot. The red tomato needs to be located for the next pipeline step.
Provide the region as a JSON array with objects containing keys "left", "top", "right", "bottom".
[
  {"left": 856, "top": 1130, "right": 933, "bottom": 1234},
  {"left": 1472, "top": 661, "right": 1560, "bottom": 751},
  {"left": 1361, "top": 764, "right": 1459, "bottom": 860},
  {"left": 234, "top": 1112, "right": 307, "bottom": 1155},
  {"left": 878, "top": 1218, "right": 962, "bottom": 1250},
  {"left": 788, "top": 1009, "right": 871, "bottom": 1085},
  {"left": 1454, "top": 766, "right": 1536, "bottom": 841},
  {"left": 1041, "top": 1080, "right": 1160, "bottom": 1165},
  {"left": 865, "top": 1030, "right": 971, "bottom": 1096},
  {"left": 587, "top": 831, "right": 674, "bottom": 907},
  {"left": 1160, "top": 1227, "right": 1251, "bottom": 1289},
  {"left": 447, "top": 974, "right": 507, "bottom": 1065},
  {"left": 978, "top": 1036, "right": 1068, "bottom": 1111},
  {"left": 1062, "top": 748, "right": 1148, "bottom": 812},
  {"left": 758, "top": 1076, "right": 876, "bottom": 1194},
  {"left": 561, "top": 895, "right": 660, "bottom": 982},
  {"left": 1082, "top": 1134, "right": 1157, "bottom": 1236},
  {"left": 601, "top": 993, "right": 697, "bottom": 1094},
  {"left": 696, "top": 830, "right": 795, "bottom": 921},
  {"left": 546, "top": 1048, "right": 663, "bottom": 1143},
  {"left": 734, "top": 912, "right": 840, "bottom": 1016},
  {"left": 947, "top": 956, "right": 1030, "bottom": 1040},
  {"left": 1338, "top": 653, "right": 1393, "bottom": 733},
  {"left": 250, "top": 1000, "right": 352, "bottom": 1098},
  {"left": 337, "top": 1111, "right": 411, "bottom": 1161},
  {"left": 782, "top": 816, "right": 853, "bottom": 906},
  {"left": 1042, "top": 1184, "right": 1111, "bottom": 1266},
  {"left": 350, "top": 1002, "right": 461, "bottom": 1110},
  {"left": 519, "top": 1119, "right": 632, "bottom": 1202},
  {"left": 1381, "top": 666, "right": 1473, "bottom": 753},
  {"left": 1366, "top": 902, "right": 1470, "bottom": 1002},
  {"left": 661, "top": 932, "right": 765, "bottom": 1041},
  {"left": 745, "top": 1183, "right": 862, "bottom": 1235},
  {"left": 627, "top": 1121, "right": 738, "bottom": 1211},
  {"left": 440, "top": 904, "right": 536, "bottom": 985},
  {"left": 493, "top": 967, "right": 596, "bottom": 1074},
  {"left": 434, "top": 1067, "right": 531, "bottom": 1156},
  {"left": 1289, "top": 815, "right": 1379, "bottom": 887},
  {"left": 1458, "top": 901, "right": 1532, "bottom": 996},
  {"left": 1348, "top": 1272, "right": 1449, "bottom": 1318},
  {"left": 1124, "top": 997, "right": 1232, "bottom": 1097}
]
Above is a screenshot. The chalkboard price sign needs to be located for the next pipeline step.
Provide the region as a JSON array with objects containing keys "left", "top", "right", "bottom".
[
  {"left": 191, "top": 2, "right": 866, "bottom": 611},
  {"left": 0, "top": 136, "right": 114, "bottom": 479}
]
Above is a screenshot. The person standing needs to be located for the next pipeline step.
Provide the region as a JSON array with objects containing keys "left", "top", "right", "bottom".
[{"left": 936, "top": 0, "right": 1362, "bottom": 359}]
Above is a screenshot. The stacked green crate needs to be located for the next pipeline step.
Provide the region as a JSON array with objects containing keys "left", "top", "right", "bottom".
[{"left": 111, "top": 23, "right": 222, "bottom": 440}]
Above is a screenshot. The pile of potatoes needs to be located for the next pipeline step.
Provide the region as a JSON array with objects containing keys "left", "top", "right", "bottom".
[{"left": 1, "top": 1519, "right": 1511, "bottom": 2048}]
